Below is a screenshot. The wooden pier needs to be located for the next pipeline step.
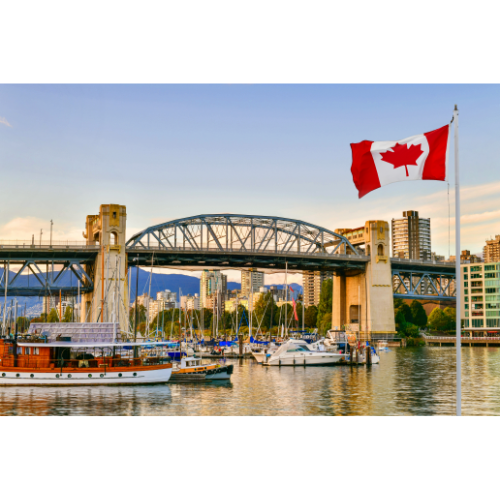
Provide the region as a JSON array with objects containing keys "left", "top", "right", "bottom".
[{"left": 423, "top": 335, "right": 500, "bottom": 347}]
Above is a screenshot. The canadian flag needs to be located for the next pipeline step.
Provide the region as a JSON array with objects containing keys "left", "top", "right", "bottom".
[{"left": 350, "top": 124, "right": 449, "bottom": 198}]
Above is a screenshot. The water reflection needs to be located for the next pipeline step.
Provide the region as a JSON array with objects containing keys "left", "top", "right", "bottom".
[{"left": 1, "top": 347, "right": 500, "bottom": 416}]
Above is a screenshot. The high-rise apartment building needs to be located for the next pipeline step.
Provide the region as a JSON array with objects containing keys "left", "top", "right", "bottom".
[
  {"left": 241, "top": 270, "right": 264, "bottom": 296},
  {"left": 483, "top": 235, "right": 500, "bottom": 263},
  {"left": 391, "top": 210, "right": 431, "bottom": 260},
  {"left": 302, "top": 271, "right": 333, "bottom": 307},
  {"left": 200, "top": 270, "right": 227, "bottom": 307}
]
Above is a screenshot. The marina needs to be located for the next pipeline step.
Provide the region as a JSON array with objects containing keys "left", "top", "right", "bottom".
[{"left": 1, "top": 346, "right": 500, "bottom": 416}]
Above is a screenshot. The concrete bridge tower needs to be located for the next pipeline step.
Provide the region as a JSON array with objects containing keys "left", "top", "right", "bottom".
[
  {"left": 332, "top": 220, "right": 396, "bottom": 338},
  {"left": 82, "top": 204, "right": 128, "bottom": 332}
]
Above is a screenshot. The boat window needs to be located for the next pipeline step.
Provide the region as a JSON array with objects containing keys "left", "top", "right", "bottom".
[
  {"left": 34, "top": 347, "right": 39, "bottom": 355},
  {"left": 25, "top": 347, "right": 31, "bottom": 355},
  {"left": 287, "top": 345, "right": 309, "bottom": 352},
  {"left": 17, "top": 347, "right": 22, "bottom": 355}
]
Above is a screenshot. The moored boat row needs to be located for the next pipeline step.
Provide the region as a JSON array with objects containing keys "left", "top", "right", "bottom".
[{"left": 0, "top": 322, "right": 234, "bottom": 386}]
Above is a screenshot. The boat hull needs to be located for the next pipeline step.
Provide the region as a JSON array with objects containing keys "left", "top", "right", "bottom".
[
  {"left": 169, "top": 364, "right": 233, "bottom": 382},
  {"left": 0, "top": 365, "right": 173, "bottom": 386},
  {"left": 252, "top": 352, "right": 268, "bottom": 363},
  {"left": 266, "top": 353, "right": 345, "bottom": 366}
]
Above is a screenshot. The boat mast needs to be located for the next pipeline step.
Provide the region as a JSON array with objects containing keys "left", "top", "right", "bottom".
[
  {"left": 285, "top": 261, "right": 288, "bottom": 338},
  {"left": 249, "top": 271, "right": 253, "bottom": 339},
  {"left": 2, "top": 261, "right": 8, "bottom": 335},
  {"left": 146, "top": 254, "right": 154, "bottom": 337}
]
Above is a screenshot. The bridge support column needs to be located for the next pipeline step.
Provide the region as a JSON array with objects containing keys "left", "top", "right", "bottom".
[
  {"left": 332, "top": 220, "right": 396, "bottom": 340},
  {"left": 82, "top": 204, "right": 129, "bottom": 333}
]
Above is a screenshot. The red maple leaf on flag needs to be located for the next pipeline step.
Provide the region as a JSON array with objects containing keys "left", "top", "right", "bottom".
[{"left": 380, "top": 142, "right": 424, "bottom": 177}]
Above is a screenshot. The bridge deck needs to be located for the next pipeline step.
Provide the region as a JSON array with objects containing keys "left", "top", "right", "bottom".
[{"left": 127, "top": 248, "right": 369, "bottom": 271}]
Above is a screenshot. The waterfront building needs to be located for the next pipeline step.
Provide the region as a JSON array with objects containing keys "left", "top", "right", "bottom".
[
  {"left": 391, "top": 210, "right": 431, "bottom": 260},
  {"left": 225, "top": 297, "right": 248, "bottom": 313},
  {"left": 157, "top": 289, "right": 177, "bottom": 303},
  {"left": 134, "top": 293, "right": 150, "bottom": 307},
  {"left": 483, "top": 235, "right": 500, "bottom": 263},
  {"left": 302, "top": 271, "right": 332, "bottom": 307},
  {"left": 200, "top": 270, "right": 227, "bottom": 307},
  {"left": 148, "top": 299, "right": 159, "bottom": 321},
  {"left": 43, "top": 296, "right": 75, "bottom": 318},
  {"left": 181, "top": 294, "right": 201, "bottom": 311},
  {"left": 241, "top": 270, "right": 264, "bottom": 296},
  {"left": 225, "top": 292, "right": 263, "bottom": 313},
  {"left": 205, "top": 293, "right": 225, "bottom": 315},
  {"left": 461, "top": 261, "right": 500, "bottom": 330}
]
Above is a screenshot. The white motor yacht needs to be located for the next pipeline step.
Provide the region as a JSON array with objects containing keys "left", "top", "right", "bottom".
[
  {"left": 263, "top": 339, "right": 346, "bottom": 366},
  {"left": 252, "top": 343, "right": 278, "bottom": 363}
]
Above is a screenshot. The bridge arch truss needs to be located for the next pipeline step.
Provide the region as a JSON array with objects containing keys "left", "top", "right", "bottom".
[{"left": 126, "top": 214, "right": 366, "bottom": 271}]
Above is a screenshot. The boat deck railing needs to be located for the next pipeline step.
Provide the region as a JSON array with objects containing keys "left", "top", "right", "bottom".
[{"left": 0, "top": 356, "right": 172, "bottom": 370}]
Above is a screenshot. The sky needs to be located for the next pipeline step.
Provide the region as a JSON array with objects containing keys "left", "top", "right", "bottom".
[{"left": 1, "top": 84, "right": 500, "bottom": 283}]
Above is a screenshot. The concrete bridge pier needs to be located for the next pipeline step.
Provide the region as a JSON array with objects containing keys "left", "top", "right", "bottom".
[
  {"left": 332, "top": 220, "right": 396, "bottom": 340},
  {"left": 81, "top": 204, "right": 129, "bottom": 332}
]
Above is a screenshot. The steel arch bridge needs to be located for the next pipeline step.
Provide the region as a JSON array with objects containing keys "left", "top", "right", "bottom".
[{"left": 125, "top": 214, "right": 368, "bottom": 271}]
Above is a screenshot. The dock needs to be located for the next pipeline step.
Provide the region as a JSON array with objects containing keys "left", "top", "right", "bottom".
[
  {"left": 198, "top": 353, "right": 252, "bottom": 359},
  {"left": 422, "top": 335, "right": 500, "bottom": 347}
]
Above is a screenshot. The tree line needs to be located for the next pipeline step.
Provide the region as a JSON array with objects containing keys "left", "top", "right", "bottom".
[
  {"left": 128, "top": 279, "right": 335, "bottom": 336},
  {"left": 394, "top": 297, "right": 456, "bottom": 338}
]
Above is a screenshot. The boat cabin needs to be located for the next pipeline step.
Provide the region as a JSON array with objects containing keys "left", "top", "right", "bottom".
[{"left": 0, "top": 323, "right": 172, "bottom": 373}]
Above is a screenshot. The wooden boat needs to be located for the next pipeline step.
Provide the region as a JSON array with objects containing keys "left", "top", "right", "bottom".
[
  {"left": 169, "top": 356, "right": 233, "bottom": 382},
  {"left": 0, "top": 322, "right": 172, "bottom": 386}
]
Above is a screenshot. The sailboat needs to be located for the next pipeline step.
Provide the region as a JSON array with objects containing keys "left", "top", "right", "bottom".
[{"left": 0, "top": 256, "right": 173, "bottom": 385}]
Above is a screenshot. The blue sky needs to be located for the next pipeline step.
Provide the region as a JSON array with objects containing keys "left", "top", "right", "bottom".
[{"left": 1, "top": 84, "right": 500, "bottom": 279}]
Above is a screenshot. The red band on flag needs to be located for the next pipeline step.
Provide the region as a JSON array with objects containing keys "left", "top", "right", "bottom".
[
  {"left": 423, "top": 125, "right": 449, "bottom": 181},
  {"left": 350, "top": 140, "right": 380, "bottom": 198}
]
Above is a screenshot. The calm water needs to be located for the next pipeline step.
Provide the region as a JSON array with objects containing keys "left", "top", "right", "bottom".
[{"left": 1, "top": 347, "right": 500, "bottom": 416}]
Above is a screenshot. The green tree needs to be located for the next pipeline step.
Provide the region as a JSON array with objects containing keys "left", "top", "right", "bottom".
[
  {"left": 395, "top": 310, "right": 406, "bottom": 332},
  {"left": 398, "top": 303, "right": 413, "bottom": 324},
  {"left": 394, "top": 298, "right": 405, "bottom": 309},
  {"left": 16, "top": 316, "right": 29, "bottom": 331},
  {"left": 63, "top": 306, "right": 73, "bottom": 322},
  {"left": 403, "top": 323, "right": 420, "bottom": 338},
  {"left": 410, "top": 300, "right": 427, "bottom": 328},
  {"left": 428, "top": 307, "right": 452, "bottom": 331},
  {"left": 443, "top": 307, "right": 457, "bottom": 331},
  {"left": 318, "top": 312, "right": 332, "bottom": 334},
  {"left": 275, "top": 303, "right": 295, "bottom": 331},
  {"left": 304, "top": 305, "right": 318, "bottom": 328},
  {"left": 47, "top": 308, "right": 59, "bottom": 323},
  {"left": 254, "top": 292, "right": 276, "bottom": 332},
  {"left": 316, "top": 279, "right": 333, "bottom": 329},
  {"left": 129, "top": 304, "right": 147, "bottom": 327}
]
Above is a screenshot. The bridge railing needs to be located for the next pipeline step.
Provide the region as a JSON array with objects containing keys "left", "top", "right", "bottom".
[
  {"left": 127, "top": 245, "right": 369, "bottom": 259},
  {"left": 390, "top": 257, "right": 455, "bottom": 267},
  {"left": 0, "top": 241, "right": 98, "bottom": 249}
]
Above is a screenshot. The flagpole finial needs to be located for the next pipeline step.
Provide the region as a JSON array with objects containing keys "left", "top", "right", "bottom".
[{"left": 454, "top": 104, "right": 458, "bottom": 111}]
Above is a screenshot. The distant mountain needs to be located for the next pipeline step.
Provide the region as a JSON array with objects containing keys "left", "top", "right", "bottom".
[{"left": 0, "top": 268, "right": 303, "bottom": 314}]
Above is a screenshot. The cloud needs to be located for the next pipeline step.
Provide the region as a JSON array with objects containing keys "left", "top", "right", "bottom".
[
  {"left": 314, "top": 178, "right": 500, "bottom": 258},
  {"left": 0, "top": 117, "right": 12, "bottom": 128},
  {"left": 0, "top": 217, "right": 83, "bottom": 242}
]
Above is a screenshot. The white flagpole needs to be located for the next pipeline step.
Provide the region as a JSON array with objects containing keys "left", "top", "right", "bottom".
[{"left": 454, "top": 104, "right": 461, "bottom": 416}]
